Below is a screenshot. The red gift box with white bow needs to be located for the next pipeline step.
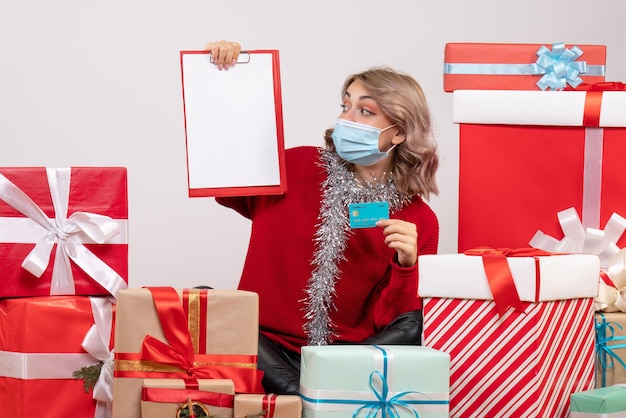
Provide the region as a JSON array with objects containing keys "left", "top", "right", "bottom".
[
  {"left": 453, "top": 84, "right": 626, "bottom": 256},
  {"left": 0, "top": 296, "right": 115, "bottom": 418},
  {"left": 0, "top": 167, "right": 128, "bottom": 298}
]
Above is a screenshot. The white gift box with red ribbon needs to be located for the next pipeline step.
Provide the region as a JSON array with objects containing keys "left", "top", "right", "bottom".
[{"left": 419, "top": 251, "right": 599, "bottom": 418}]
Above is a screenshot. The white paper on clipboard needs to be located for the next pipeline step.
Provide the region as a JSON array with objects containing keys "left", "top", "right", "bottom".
[{"left": 180, "top": 50, "right": 286, "bottom": 197}]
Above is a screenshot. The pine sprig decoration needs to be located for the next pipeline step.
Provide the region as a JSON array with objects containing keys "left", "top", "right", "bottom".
[{"left": 72, "top": 361, "right": 104, "bottom": 393}]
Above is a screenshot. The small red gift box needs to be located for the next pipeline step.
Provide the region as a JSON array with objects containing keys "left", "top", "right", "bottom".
[
  {"left": 0, "top": 295, "right": 115, "bottom": 418},
  {"left": 453, "top": 86, "right": 626, "bottom": 256},
  {"left": 443, "top": 42, "right": 606, "bottom": 92},
  {"left": 0, "top": 167, "right": 128, "bottom": 298}
]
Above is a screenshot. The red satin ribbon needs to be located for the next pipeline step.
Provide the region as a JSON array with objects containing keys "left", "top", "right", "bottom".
[
  {"left": 600, "top": 270, "right": 616, "bottom": 288},
  {"left": 141, "top": 386, "right": 235, "bottom": 407},
  {"left": 263, "top": 394, "right": 277, "bottom": 418},
  {"left": 568, "top": 82, "right": 626, "bottom": 127},
  {"left": 114, "top": 351, "right": 262, "bottom": 383},
  {"left": 464, "top": 248, "right": 553, "bottom": 317}
]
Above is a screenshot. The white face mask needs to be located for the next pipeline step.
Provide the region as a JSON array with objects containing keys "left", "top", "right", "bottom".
[{"left": 331, "top": 119, "right": 397, "bottom": 166}]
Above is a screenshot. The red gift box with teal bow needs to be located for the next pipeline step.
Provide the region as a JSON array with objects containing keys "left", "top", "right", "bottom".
[
  {"left": 452, "top": 82, "right": 626, "bottom": 256},
  {"left": 443, "top": 42, "right": 606, "bottom": 91}
]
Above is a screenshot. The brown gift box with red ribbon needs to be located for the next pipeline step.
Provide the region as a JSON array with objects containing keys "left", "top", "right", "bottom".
[
  {"left": 141, "top": 378, "right": 235, "bottom": 418},
  {"left": 234, "top": 394, "right": 302, "bottom": 418},
  {"left": 113, "top": 287, "right": 264, "bottom": 418},
  {"left": 452, "top": 82, "right": 626, "bottom": 253}
]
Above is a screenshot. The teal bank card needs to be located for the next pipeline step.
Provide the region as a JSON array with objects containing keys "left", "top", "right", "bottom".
[{"left": 349, "top": 202, "right": 389, "bottom": 229}]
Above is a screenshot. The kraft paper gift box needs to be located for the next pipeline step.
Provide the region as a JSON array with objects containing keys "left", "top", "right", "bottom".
[
  {"left": 453, "top": 86, "right": 626, "bottom": 255},
  {"left": 234, "top": 393, "right": 302, "bottom": 418},
  {"left": 113, "top": 287, "right": 264, "bottom": 418},
  {"left": 0, "top": 167, "right": 128, "bottom": 298},
  {"left": 570, "top": 385, "right": 626, "bottom": 417},
  {"left": 596, "top": 312, "right": 626, "bottom": 387},
  {"left": 0, "top": 295, "right": 115, "bottom": 418},
  {"left": 419, "top": 251, "right": 600, "bottom": 418},
  {"left": 299, "top": 345, "right": 450, "bottom": 418},
  {"left": 443, "top": 42, "right": 606, "bottom": 91},
  {"left": 141, "top": 378, "right": 235, "bottom": 418}
]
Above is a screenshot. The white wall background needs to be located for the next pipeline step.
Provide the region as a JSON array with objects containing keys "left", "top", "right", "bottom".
[{"left": 2, "top": 0, "right": 625, "bottom": 290}]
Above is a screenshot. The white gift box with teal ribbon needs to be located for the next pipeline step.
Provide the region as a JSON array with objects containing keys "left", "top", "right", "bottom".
[{"left": 299, "top": 345, "right": 450, "bottom": 417}]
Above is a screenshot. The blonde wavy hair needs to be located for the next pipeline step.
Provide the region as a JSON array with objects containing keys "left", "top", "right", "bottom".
[{"left": 324, "top": 67, "right": 439, "bottom": 199}]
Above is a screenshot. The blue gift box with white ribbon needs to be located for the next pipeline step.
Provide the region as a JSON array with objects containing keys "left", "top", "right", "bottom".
[{"left": 299, "top": 345, "right": 450, "bottom": 418}]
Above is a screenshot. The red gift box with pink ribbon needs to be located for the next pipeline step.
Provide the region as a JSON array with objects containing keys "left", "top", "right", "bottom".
[
  {"left": 113, "top": 287, "right": 264, "bottom": 418},
  {"left": 453, "top": 83, "right": 626, "bottom": 257},
  {"left": 0, "top": 167, "right": 128, "bottom": 298},
  {"left": 418, "top": 250, "right": 599, "bottom": 418},
  {"left": 0, "top": 295, "right": 115, "bottom": 418}
]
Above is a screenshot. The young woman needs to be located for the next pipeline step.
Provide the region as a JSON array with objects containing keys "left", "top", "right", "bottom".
[{"left": 206, "top": 40, "right": 439, "bottom": 394}]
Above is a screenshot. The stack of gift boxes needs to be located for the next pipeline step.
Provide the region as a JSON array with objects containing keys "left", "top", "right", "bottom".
[
  {"left": 0, "top": 168, "right": 305, "bottom": 418},
  {"left": 9, "top": 41, "right": 626, "bottom": 418},
  {"left": 0, "top": 167, "right": 128, "bottom": 417},
  {"left": 0, "top": 166, "right": 452, "bottom": 417},
  {"left": 417, "top": 41, "right": 626, "bottom": 417}
]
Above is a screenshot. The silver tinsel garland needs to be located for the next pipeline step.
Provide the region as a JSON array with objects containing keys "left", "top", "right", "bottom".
[{"left": 303, "top": 149, "right": 411, "bottom": 346}]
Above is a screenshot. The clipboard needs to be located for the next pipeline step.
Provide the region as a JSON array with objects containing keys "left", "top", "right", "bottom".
[{"left": 180, "top": 50, "right": 287, "bottom": 197}]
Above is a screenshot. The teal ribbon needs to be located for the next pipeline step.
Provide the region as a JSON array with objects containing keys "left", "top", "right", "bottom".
[
  {"left": 595, "top": 313, "right": 626, "bottom": 387},
  {"left": 300, "top": 345, "right": 448, "bottom": 417},
  {"left": 443, "top": 42, "right": 605, "bottom": 91},
  {"left": 533, "top": 42, "right": 586, "bottom": 90}
]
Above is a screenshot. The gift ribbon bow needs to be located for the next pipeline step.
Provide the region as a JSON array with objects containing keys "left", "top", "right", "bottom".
[
  {"left": 0, "top": 169, "right": 127, "bottom": 298},
  {"left": 81, "top": 297, "right": 115, "bottom": 418},
  {"left": 595, "top": 313, "right": 626, "bottom": 387},
  {"left": 533, "top": 42, "right": 587, "bottom": 90},
  {"left": 354, "top": 345, "right": 441, "bottom": 417},
  {"left": 137, "top": 287, "right": 264, "bottom": 393},
  {"left": 595, "top": 249, "right": 626, "bottom": 312},
  {"left": 464, "top": 247, "right": 555, "bottom": 317},
  {"left": 530, "top": 207, "right": 626, "bottom": 269}
]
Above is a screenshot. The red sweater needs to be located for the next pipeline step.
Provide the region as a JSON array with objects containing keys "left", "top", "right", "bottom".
[{"left": 216, "top": 146, "right": 439, "bottom": 352}]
